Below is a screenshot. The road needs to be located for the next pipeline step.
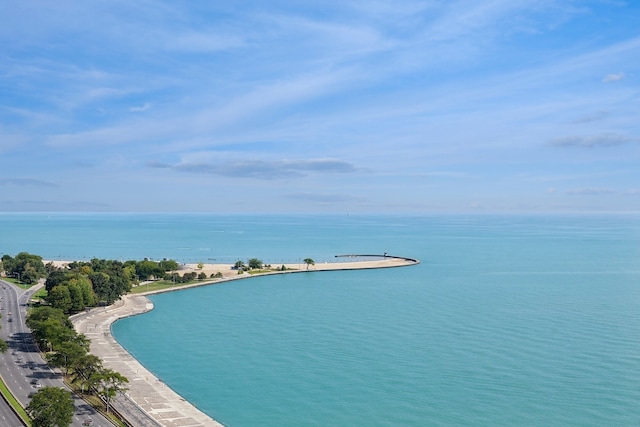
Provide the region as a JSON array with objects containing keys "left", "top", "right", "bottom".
[{"left": 0, "top": 279, "right": 112, "bottom": 427}]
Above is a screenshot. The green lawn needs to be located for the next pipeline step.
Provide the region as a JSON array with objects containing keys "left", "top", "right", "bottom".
[
  {"left": 0, "top": 375, "right": 32, "bottom": 426},
  {"left": 129, "top": 280, "right": 204, "bottom": 294}
]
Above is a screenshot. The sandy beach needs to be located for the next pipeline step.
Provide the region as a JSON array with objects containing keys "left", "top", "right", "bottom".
[{"left": 69, "top": 256, "right": 418, "bottom": 426}]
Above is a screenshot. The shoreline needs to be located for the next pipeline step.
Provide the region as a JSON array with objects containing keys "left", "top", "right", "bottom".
[{"left": 70, "top": 255, "right": 419, "bottom": 426}]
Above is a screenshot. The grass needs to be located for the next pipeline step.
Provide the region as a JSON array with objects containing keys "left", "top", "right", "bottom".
[
  {"left": 129, "top": 279, "right": 206, "bottom": 294},
  {"left": 32, "top": 288, "right": 48, "bottom": 299},
  {"left": 1, "top": 277, "right": 34, "bottom": 290},
  {"left": 0, "top": 375, "right": 32, "bottom": 426},
  {"left": 247, "top": 269, "right": 274, "bottom": 275}
]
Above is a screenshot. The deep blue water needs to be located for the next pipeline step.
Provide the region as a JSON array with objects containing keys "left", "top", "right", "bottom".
[{"left": 2, "top": 213, "right": 640, "bottom": 426}]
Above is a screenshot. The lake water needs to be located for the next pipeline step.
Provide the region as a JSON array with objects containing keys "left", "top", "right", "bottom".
[{"left": 2, "top": 213, "right": 640, "bottom": 426}]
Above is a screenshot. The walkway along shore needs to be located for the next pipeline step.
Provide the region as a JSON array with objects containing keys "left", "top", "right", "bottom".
[{"left": 70, "top": 255, "right": 419, "bottom": 427}]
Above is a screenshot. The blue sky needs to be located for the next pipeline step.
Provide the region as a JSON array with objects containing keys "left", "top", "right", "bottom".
[{"left": 1, "top": 1, "right": 639, "bottom": 213}]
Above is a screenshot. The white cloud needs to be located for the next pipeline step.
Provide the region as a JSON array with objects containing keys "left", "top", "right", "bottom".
[
  {"left": 602, "top": 72, "right": 625, "bottom": 82},
  {"left": 130, "top": 103, "right": 152, "bottom": 112},
  {"left": 566, "top": 188, "right": 615, "bottom": 196},
  {"left": 550, "top": 133, "right": 639, "bottom": 148}
]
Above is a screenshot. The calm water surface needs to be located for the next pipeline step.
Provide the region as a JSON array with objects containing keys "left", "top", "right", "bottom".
[{"left": 2, "top": 213, "right": 639, "bottom": 426}]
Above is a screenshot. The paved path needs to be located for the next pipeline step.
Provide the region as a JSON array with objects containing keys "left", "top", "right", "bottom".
[{"left": 71, "top": 255, "right": 419, "bottom": 427}]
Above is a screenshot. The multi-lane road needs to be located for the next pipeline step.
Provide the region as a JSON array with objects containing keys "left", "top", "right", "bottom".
[{"left": 0, "top": 279, "right": 112, "bottom": 427}]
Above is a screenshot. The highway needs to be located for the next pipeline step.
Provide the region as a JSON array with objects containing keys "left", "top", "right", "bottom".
[{"left": 0, "top": 279, "right": 112, "bottom": 427}]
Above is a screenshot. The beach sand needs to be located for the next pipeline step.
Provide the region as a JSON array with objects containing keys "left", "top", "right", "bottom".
[{"left": 69, "top": 256, "right": 418, "bottom": 426}]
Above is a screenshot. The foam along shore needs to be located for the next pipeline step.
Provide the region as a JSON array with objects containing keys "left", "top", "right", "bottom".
[{"left": 69, "top": 255, "right": 418, "bottom": 427}]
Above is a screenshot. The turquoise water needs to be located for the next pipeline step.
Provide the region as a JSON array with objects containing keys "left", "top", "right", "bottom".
[{"left": 3, "top": 213, "right": 640, "bottom": 425}]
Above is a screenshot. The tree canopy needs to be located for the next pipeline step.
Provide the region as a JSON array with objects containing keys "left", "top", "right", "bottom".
[
  {"left": 27, "top": 386, "right": 75, "bottom": 427},
  {"left": 1, "top": 252, "right": 47, "bottom": 284}
]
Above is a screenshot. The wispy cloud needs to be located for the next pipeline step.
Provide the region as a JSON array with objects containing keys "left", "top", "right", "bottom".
[
  {"left": 146, "top": 160, "right": 172, "bottom": 169},
  {"left": 566, "top": 188, "right": 615, "bottom": 196},
  {"left": 602, "top": 72, "right": 625, "bottom": 82},
  {"left": 0, "top": 178, "right": 58, "bottom": 188},
  {"left": 550, "top": 133, "right": 639, "bottom": 148},
  {"left": 570, "top": 110, "right": 609, "bottom": 124},
  {"left": 3, "top": 1, "right": 640, "bottom": 212},
  {"left": 171, "top": 158, "right": 357, "bottom": 179},
  {"left": 130, "top": 103, "right": 152, "bottom": 112}
]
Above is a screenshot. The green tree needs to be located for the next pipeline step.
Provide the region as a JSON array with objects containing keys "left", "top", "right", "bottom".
[
  {"left": 135, "top": 259, "right": 163, "bottom": 280},
  {"left": 46, "top": 285, "right": 72, "bottom": 313},
  {"left": 21, "top": 263, "right": 41, "bottom": 284},
  {"left": 93, "top": 368, "right": 128, "bottom": 414},
  {"left": 47, "top": 341, "right": 87, "bottom": 375},
  {"left": 76, "top": 276, "right": 97, "bottom": 307},
  {"left": 27, "top": 386, "right": 74, "bottom": 427},
  {"left": 248, "top": 258, "right": 263, "bottom": 269},
  {"left": 3, "top": 252, "right": 47, "bottom": 283},
  {"left": 303, "top": 258, "right": 315, "bottom": 270},
  {"left": 45, "top": 270, "right": 68, "bottom": 292},
  {"left": 67, "top": 281, "right": 84, "bottom": 313},
  {"left": 69, "top": 353, "right": 103, "bottom": 394},
  {"left": 89, "top": 271, "right": 114, "bottom": 303},
  {"left": 27, "top": 307, "right": 75, "bottom": 350},
  {"left": 158, "top": 259, "right": 179, "bottom": 272},
  {"left": 1, "top": 255, "right": 14, "bottom": 276}
]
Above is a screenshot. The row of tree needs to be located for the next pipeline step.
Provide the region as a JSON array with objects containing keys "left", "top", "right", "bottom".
[
  {"left": 233, "top": 257, "right": 315, "bottom": 271},
  {"left": 26, "top": 306, "right": 129, "bottom": 416}
]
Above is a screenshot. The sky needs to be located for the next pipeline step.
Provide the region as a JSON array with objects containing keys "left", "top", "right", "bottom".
[{"left": 1, "top": 1, "right": 639, "bottom": 213}]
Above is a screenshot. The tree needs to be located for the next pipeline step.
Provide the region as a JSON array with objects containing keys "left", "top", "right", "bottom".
[
  {"left": 248, "top": 258, "right": 263, "bottom": 269},
  {"left": 75, "top": 276, "right": 97, "bottom": 307},
  {"left": 47, "top": 341, "right": 87, "bottom": 375},
  {"left": 93, "top": 368, "right": 128, "bottom": 414},
  {"left": 135, "top": 259, "right": 163, "bottom": 280},
  {"left": 46, "top": 285, "right": 72, "bottom": 313},
  {"left": 27, "top": 307, "right": 76, "bottom": 350},
  {"left": 45, "top": 270, "right": 68, "bottom": 292},
  {"left": 2, "top": 252, "right": 47, "bottom": 283},
  {"left": 303, "top": 258, "right": 315, "bottom": 270},
  {"left": 69, "top": 353, "right": 103, "bottom": 394},
  {"left": 158, "top": 259, "right": 179, "bottom": 272},
  {"left": 89, "top": 271, "right": 116, "bottom": 304},
  {"left": 27, "top": 387, "right": 74, "bottom": 427}
]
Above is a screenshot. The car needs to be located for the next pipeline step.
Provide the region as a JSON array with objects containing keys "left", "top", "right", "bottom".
[{"left": 83, "top": 418, "right": 93, "bottom": 426}]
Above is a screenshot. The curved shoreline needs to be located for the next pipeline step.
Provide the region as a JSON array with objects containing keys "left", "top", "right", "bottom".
[{"left": 71, "top": 255, "right": 419, "bottom": 426}]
